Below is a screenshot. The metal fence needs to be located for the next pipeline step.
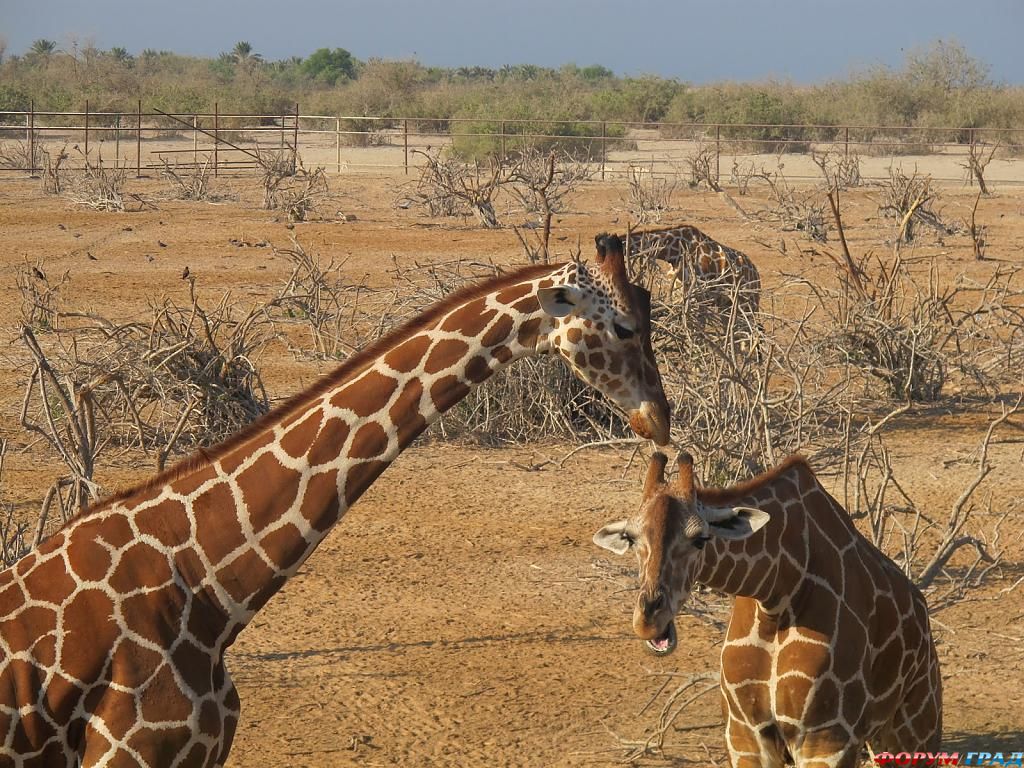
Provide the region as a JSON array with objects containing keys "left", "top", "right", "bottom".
[{"left": 1, "top": 103, "right": 1022, "bottom": 186}]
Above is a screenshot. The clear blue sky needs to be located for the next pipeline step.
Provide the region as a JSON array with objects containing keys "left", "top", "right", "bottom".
[{"left": 1, "top": 0, "right": 1022, "bottom": 84}]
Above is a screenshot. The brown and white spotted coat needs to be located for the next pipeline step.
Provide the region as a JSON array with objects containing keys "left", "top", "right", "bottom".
[
  {"left": 0, "top": 235, "right": 670, "bottom": 767},
  {"left": 624, "top": 224, "right": 761, "bottom": 314},
  {"left": 594, "top": 452, "right": 942, "bottom": 768}
]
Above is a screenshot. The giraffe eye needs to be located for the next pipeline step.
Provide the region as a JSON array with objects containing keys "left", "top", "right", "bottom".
[
  {"left": 613, "top": 322, "right": 636, "bottom": 340},
  {"left": 692, "top": 535, "right": 710, "bottom": 550}
]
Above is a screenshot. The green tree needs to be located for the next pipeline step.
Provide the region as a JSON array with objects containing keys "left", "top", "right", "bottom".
[
  {"left": 904, "top": 39, "right": 990, "bottom": 93},
  {"left": 231, "top": 41, "right": 263, "bottom": 67},
  {"left": 300, "top": 47, "right": 358, "bottom": 85},
  {"left": 28, "top": 39, "right": 57, "bottom": 68}
]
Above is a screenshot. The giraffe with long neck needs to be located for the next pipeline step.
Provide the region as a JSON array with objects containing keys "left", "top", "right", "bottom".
[
  {"left": 0, "top": 235, "right": 670, "bottom": 767},
  {"left": 623, "top": 224, "right": 761, "bottom": 315},
  {"left": 594, "top": 452, "right": 942, "bottom": 768}
]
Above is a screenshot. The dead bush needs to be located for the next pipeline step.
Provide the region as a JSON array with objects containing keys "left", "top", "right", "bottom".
[
  {"left": 16, "top": 260, "right": 69, "bottom": 331},
  {"left": 684, "top": 144, "right": 721, "bottom": 192},
  {"left": 404, "top": 148, "right": 515, "bottom": 228},
  {"left": 962, "top": 141, "right": 998, "bottom": 195},
  {"left": 161, "top": 156, "right": 214, "bottom": 201},
  {"left": 259, "top": 151, "right": 329, "bottom": 222},
  {"left": 844, "top": 402, "right": 1022, "bottom": 611},
  {"left": 270, "top": 237, "right": 376, "bottom": 360},
  {"left": 624, "top": 163, "right": 678, "bottom": 224},
  {"left": 17, "top": 280, "right": 274, "bottom": 476},
  {"left": 0, "top": 140, "right": 41, "bottom": 171},
  {"left": 0, "top": 440, "right": 34, "bottom": 568},
  {"left": 877, "top": 166, "right": 952, "bottom": 243},
  {"left": 65, "top": 146, "right": 129, "bottom": 212}
]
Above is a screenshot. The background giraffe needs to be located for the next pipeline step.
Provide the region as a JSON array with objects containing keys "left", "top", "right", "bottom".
[
  {"left": 594, "top": 452, "right": 942, "bottom": 768},
  {"left": 0, "top": 236, "right": 669, "bottom": 766},
  {"left": 623, "top": 224, "right": 761, "bottom": 315}
]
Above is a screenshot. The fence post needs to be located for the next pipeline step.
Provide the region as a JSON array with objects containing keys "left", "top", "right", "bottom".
[
  {"left": 404, "top": 119, "right": 409, "bottom": 175},
  {"left": 967, "top": 128, "right": 976, "bottom": 187},
  {"left": 84, "top": 99, "right": 89, "bottom": 166},
  {"left": 27, "top": 100, "right": 35, "bottom": 176},
  {"left": 715, "top": 124, "right": 721, "bottom": 185},
  {"left": 214, "top": 102, "right": 219, "bottom": 177},
  {"left": 844, "top": 126, "right": 850, "bottom": 157},
  {"left": 292, "top": 102, "right": 299, "bottom": 173},
  {"left": 136, "top": 99, "right": 142, "bottom": 177},
  {"left": 193, "top": 114, "right": 198, "bottom": 166},
  {"left": 601, "top": 121, "right": 607, "bottom": 180},
  {"left": 500, "top": 121, "right": 506, "bottom": 159},
  {"left": 336, "top": 117, "right": 342, "bottom": 173},
  {"left": 115, "top": 114, "right": 120, "bottom": 165}
]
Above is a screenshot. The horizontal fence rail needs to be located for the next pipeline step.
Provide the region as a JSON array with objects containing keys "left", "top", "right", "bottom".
[{"left": 1, "top": 103, "right": 1022, "bottom": 186}]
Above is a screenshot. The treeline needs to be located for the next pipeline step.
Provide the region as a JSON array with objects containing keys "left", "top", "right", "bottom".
[{"left": 1, "top": 39, "right": 1021, "bottom": 140}]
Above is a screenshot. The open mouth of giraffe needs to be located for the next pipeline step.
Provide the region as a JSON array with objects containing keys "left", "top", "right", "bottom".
[{"left": 645, "top": 620, "right": 677, "bottom": 656}]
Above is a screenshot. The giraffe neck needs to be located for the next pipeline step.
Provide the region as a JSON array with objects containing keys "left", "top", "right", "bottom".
[
  {"left": 693, "top": 465, "right": 832, "bottom": 614},
  {"left": 105, "top": 263, "right": 570, "bottom": 647}
]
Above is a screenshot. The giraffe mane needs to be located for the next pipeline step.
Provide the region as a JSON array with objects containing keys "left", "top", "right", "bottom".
[
  {"left": 694, "top": 454, "right": 811, "bottom": 506},
  {"left": 80, "top": 261, "right": 561, "bottom": 519}
]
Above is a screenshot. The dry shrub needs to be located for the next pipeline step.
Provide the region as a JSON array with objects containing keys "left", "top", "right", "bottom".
[
  {"left": 0, "top": 140, "right": 41, "bottom": 171},
  {"left": 161, "top": 156, "right": 215, "bottom": 201},
  {"left": 15, "top": 260, "right": 69, "bottom": 330},
  {"left": 684, "top": 144, "right": 721, "bottom": 192},
  {"left": 642, "top": 269, "right": 845, "bottom": 484},
  {"left": 507, "top": 148, "right": 593, "bottom": 216},
  {"left": 813, "top": 149, "right": 862, "bottom": 190},
  {"left": 877, "top": 166, "right": 952, "bottom": 243},
  {"left": 624, "top": 163, "right": 677, "bottom": 224},
  {"left": 404, "top": 148, "right": 514, "bottom": 228},
  {"left": 18, "top": 278, "right": 273, "bottom": 480},
  {"left": 843, "top": 401, "right": 1022, "bottom": 610},
  {"left": 259, "top": 151, "right": 329, "bottom": 222},
  {"left": 961, "top": 141, "right": 998, "bottom": 195},
  {"left": 39, "top": 144, "right": 69, "bottom": 195},
  {"left": 65, "top": 147, "right": 129, "bottom": 212},
  {"left": 729, "top": 158, "right": 777, "bottom": 196},
  {"left": 0, "top": 440, "right": 33, "bottom": 569},
  {"left": 270, "top": 237, "right": 375, "bottom": 360},
  {"left": 754, "top": 166, "right": 829, "bottom": 242}
]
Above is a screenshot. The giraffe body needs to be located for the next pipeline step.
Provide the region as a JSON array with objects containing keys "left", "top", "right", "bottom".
[
  {"left": 0, "top": 238, "right": 670, "bottom": 766},
  {"left": 594, "top": 453, "right": 942, "bottom": 768},
  {"left": 624, "top": 225, "right": 761, "bottom": 314}
]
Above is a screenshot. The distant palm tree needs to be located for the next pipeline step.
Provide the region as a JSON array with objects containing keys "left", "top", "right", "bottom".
[
  {"left": 30, "top": 39, "right": 57, "bottom": 57},
  {"left": 231, "top": 41, "right": 263, "bottom": 67},
  {"left": 109, "top": 46, "right": 133, "bottom": 65}
]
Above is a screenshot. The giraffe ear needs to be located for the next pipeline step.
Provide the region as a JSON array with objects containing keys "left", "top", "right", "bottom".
[
  {"left": 700, "top": 505, "right": 770, "bottom": 541},
  {"left": 537, "top": 284, "right": 584, "bottom": 318},
  {"left": 593, "top": 520, "right": 636, "bottom": 555}
]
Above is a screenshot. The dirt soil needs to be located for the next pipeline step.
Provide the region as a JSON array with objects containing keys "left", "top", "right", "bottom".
[{"left": 0, "top": 170, "right": 1021, "bottom": 766}]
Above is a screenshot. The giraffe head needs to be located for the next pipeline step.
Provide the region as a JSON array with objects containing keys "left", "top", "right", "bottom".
[
  {"left": 593, "top": 452, "right": 769, "bottom": 655},
  {"left": 538, "top": 233, "right": 670, "bottom": 445}
]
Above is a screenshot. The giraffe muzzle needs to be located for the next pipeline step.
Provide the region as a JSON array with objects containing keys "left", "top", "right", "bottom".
[
  {"left": 644, "top": 619, "right": 677, "bottom": 656},
  {"left": 629, "top": 401, "right": 671, "bottom": 447}
]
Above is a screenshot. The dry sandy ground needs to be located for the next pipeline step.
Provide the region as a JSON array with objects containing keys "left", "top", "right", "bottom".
[{"left": 0, "top": 169, "right": 1022, "bottom": 766}]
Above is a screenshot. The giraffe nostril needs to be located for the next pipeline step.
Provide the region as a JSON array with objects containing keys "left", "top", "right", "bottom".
[{"left": 643, "top": 592, "right": 665, "bottom": 620}]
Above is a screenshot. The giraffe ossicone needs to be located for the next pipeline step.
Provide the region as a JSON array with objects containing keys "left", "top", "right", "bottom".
[
  {"left": 0, "top": 235, "right": 669, "bottom": 767},
  {"left": 595, "top": 451, "right": 942, "bottom": 767}
]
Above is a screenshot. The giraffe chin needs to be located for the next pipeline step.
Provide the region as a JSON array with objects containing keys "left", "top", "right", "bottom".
[{"left": 644, "top": 620, "right": 677, "bottom": 656}]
